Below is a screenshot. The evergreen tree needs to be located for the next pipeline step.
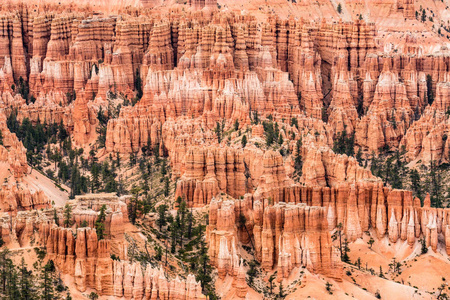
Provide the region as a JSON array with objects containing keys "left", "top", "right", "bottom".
[
  {"left": 290, "top": 117, "right": 298, "bottom": 129},
  {"left": 40, "top": 260, "right": 56, "bottom": 300},
  {"left": 157, "top": 204, "right": 168, "bottom": 231},
  {"left": 426, "top": 74, "right": 434, "bottom": 105},
  {"left": 215, "top": 121, "right": 222, "bottom": 143},
  {"left": 234, "top": 119, "right": 239, "bottom": 131},
  {"left": 420, "top": 238, "right": 428, "bottom": 254},
  {"left": 161, "top": 159, "right": 167, "bottom": 176},
  {"left": 426, "top": 161, "right": 444, "bottom": 207},
  {"left": 63, "top": 204, "right": 72, "bottom": 228},
  {"left": 421, "top": 9, "right": 427, "bottom": 22},
  {"left": 53, "top": 209, "right": 59, "bottom": 226},
  {"left": 268, "top": 274, "right": 276, "bottom": 295},
  {"left": 355, "top": 148, "right": 363, "bottom": 166},
  {"left": 91, "top": 163, "right": 100, "bottom": 192},
  {"left": 337, "top": 3, "right": 342, "bottom": 13},
  {"left": 241, "top": 135, "right": 247, "bottom": 148},
  {"left": 128, "top": 186, "right": 141, "bottom": 225},
  {"left": 251, "top": 111, "right": 259, "bottom": 125},
  {"left": 325, "top": 281, "right": 333, "bottom": 295},
  {"left": 170, "top": 219, "right": 179, "bottom": 254},
  {"left": 278, "top": 133, "right": 283, "bottom": 145},
  {"left": 294, "top": 138, "right": 303, "bottom": 176},
  {"left": 134, "top": 68, "right": 143, "bottom": 100},
  {"left": 278, "top": 282, "right": 286, "bottom": 298},
  {"left": 247, "top": 260, "right": 258, "bottom": 286},
  {"left": 163, "top": 177, "right": 170, "bottom": 197},
  {"left": 263, "top": 121, "right": 275, "bottom": 146},
  {"left": 342, "top": 238, "right": 351, "bottom": 263},
  {"left": 196, "top": 239, "right": 213, "bottom": 293},
  {"left": 18, "top": 258, "right": 35, "bottom": 300},
  {"left": 410, "top": 169, "right": 424, "bottom": 203},
  {"left": 95, "top": 205, "right": 107, "bottom": 240},
  {"left": 17, "top": 76, "right": 29, "bottom": 101}
]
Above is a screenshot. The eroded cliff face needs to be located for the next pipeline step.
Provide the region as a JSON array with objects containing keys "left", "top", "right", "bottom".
[
  {"left": 0, "top": 1, "right": 450, "bottom": 298},
  {"left": 0, "top": 4, "right": 449, "bottom": 163},
  {"left": 0, "top": 109, "right": 50, "bottom": 214},
  {"left": 0, "top": 193, "right": 206, "bottom": 299},
  {"left": 206, "top": 197, "right": 343, "bottom": 282}
]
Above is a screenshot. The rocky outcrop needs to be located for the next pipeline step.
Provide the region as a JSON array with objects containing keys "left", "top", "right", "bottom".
[
  {"left": 0, "top": 184, "right": 49, "bottom": 214},
  {"left": 0, "top": 193, "right": 205, "bottom": 299},
  {"left": 207, "top": 197, "right": 343, "bottom": 281}
]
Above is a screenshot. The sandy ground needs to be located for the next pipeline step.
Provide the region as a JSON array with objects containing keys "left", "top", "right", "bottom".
[{"left": 22, "top": 169, "right": 69, "bottom": 207}]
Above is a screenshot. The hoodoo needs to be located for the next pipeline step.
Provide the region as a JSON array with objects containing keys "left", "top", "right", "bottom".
[{"left": 0, "top": 0, "right": 449, "bottom": 299}]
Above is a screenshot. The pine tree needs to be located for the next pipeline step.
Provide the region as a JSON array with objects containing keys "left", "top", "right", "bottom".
[
  {"left": 234, "top": 119, "right": 239, "bottom": 131},
  {"left": 355, "top": 148, "right": 363, "bottom": 166},
  {"left": 40, "top": 261, "right": 56, "bottom": 300},
  {"left": 241, "top": 135, "right": 247, "bottom": 148},
  {"left": 196, "top": 239, "right": 213, "bottom": 292},
  {"left": 421, "top": 9, "right": 427, "bottom": 22},
  {"left": 420, "top": 238, "right": 428, "bottom": 254},
  {"left": 53, "top": 209, "right": 59, "bottom": 226},
  {"left": 337, "top": 3, "right": 342, "bottom": 13},
  {"left": 63, "top": 204, "right": 73, "bottom": 228},
  {"left": 134, "top": 68, "right": 143, "bottom": 100},
  {"left": 163, "top": 177, "right": 170, "bottom": 197},
  {"left": 278, "top": 281, "right": 286, "bottom": 298},
  {"left": 294, "top": 138, "right": 303, "bottom": 176},
  {"left": 325, "top": 281, "right": 333, "bottom": 294},
  {"left": 379, "top": 266, "right": 384, "bottom": 278},
  {"left": 332, "top": 223, "right": 344, "bottom": 261},
  {"left": 215, "top": 121, "right": 222, "bottom": 143},
  {"left": 426, "top": 161, "right": 444, "bottom": 208},
  {"left": 157, "top": 204, "right": 168, "bottom": 231},
  {"left": 95, "top": 205, "right": 107, "bottom": 240},
  {"left": 88, "top": 292, "right": 99, "bottom": 300},
  {"left": 268, "top": 274, "right": 276, "bottom": 294},
  {"left": 170, "top": 219, "right": 178, "bottom": 254},
  {"left": 90, "top": 163, "right": 100, "bottom": 192},
  {"left": 278, "top": 133, "right": 283, "bottom": 145},
  {"left": 161, "top": 159, "right": 167, "bottom": 176},
  {"left": 18, "top": 258, "right": 35, "bottom": 300}
]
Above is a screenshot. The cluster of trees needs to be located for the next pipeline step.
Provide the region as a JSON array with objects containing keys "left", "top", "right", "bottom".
[
  {"left": 411, "top": 161, "right": 447, "bottom": 208},
  {"left": 7, "top": 108, "right": 127, "bottom": 199},
  {"left": 13, "top": 77, "right": 35, "bottom": 104},
  {"left": 332, "top": 128, "right": 355, "bottom": 157},
  {"left": 96, "top": 106, "right": 112, "bottom": 148},
  {"left": 127, "top": 156, "right": 170, "bottom": 224},
  {"left": 251, "top": 111, "right": 260, "bottom": 125},
  {"left": 263, "top": 118, "right": 283, "bottom": 147},
  {"left": 417, "top": 7, "right": 429, "bottom": 22},
  {"left": 0, "top": 249, "right": 70, "bottom": 300},
  {"left": 294, "top": 138, "right": 303, "bottom": 177},
  {"left": 332, "top": 223, "right": 350, "bottom": 263},
  {"left": 155, "top": 198, "right": 216, "bottom": 298},
  {"left": 90, "top": 154, "right": 123, "bottom": 195},
  {"left": 370, "top": 149, "right": 446, "bottom": 208},
  {"left": 65, "top": 90, "right": 76, "bottom": 104},
  {"left": 7, "top": 111, "right": 68, "bottom": 166},
  {"left": 214, "top": 120, "right": 225, "bottom": 143},
  {"left": 370, "top": 149, "right": 407, "bottom": 190}
]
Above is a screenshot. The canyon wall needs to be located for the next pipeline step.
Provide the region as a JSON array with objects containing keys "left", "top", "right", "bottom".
[{"left": 1, "top": 6, "right": 449, "bottom": 163}]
